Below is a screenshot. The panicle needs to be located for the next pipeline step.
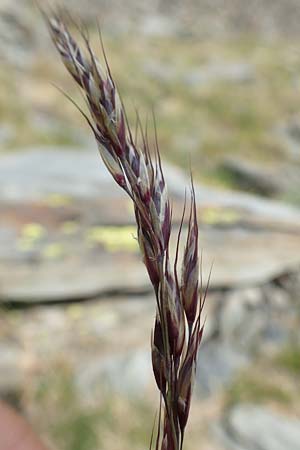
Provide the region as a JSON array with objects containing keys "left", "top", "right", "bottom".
[{"left": 46, "top": 13, "right": 209, "bottom": 450}]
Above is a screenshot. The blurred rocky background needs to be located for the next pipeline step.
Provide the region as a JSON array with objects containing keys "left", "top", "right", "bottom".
[{"left": 0, "top": 1, "right": 300, "bottom": 449}]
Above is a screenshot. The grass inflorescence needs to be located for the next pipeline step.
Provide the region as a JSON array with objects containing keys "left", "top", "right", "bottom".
[{"left": 43, "top": 10, "right": 208, "bottom": 450}]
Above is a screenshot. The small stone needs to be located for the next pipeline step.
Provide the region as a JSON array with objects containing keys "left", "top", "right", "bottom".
[
  {"left": 184, "top": 62, "right": 255, "bottom": 87},
  {"left": 139, "top": 15, "right": 179, "bottom": 37},
  {"left": 219, "top": 288, "right": 264, "bottom": 344},
  {"left": 76, "top": 349, "right": 152, "bottom": 402},
  {"left": 263, "top": 285, "right": 291, "bottom": 310},
  {"left": 261, "top": 321, "right": 290, "bottom": 349},
  {"left": 219, "top": 156, "right": 285, "bottom": 196},
  {"left": 196, "top": 341, "right": 249, "bottom": 396},
  {"left": 218, "top": 404, "right": 300, "bottom": 450}
]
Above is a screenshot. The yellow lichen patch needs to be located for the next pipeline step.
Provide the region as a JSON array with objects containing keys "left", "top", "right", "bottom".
[
  {"left": 22, "top": 223, "right": 46, "bottom": 240},
  {"left": 67, "top": 305, "right": 84, "bottom": 320},
  {"left": 43, "top": 193, "right": 72, "bottom": 207},
  {"left": 85, "top": 226, "right": 138, "bottom": 253},
  {"left": 202, "top": 207, "right": 240, "bottom": 225},
  {"left": 42, "top": 243, "right": 65, "bottom": 260},
  {"left": 16, "top": 223, "right": 46, "bottom": 252},
  {"left": 61, "top": 221, "right": 79, "bottom": 235}
]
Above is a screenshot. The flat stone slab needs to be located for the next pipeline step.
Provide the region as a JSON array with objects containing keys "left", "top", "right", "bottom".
[
  {"left": 2, "top": 148, "right": 300, "bottom": 229},
  {"left": 1, "top": 227, "right": 300, "bottom": 302},
  {"left": 1, "top": 148, "right": 300, "bottom": 302}
]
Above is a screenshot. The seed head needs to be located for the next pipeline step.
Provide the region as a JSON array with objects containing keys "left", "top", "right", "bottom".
[{"left": 45, "top": 13, "right": 209, "bottom": 450}]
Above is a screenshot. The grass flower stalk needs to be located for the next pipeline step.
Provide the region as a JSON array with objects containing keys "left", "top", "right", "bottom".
[{"left": 45, "top": 12, "right": 207, "bottom": 450}]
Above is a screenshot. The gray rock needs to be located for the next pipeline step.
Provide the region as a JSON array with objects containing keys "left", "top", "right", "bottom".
[
  {"left": 76, "top": 349, "right": 152, "bottom": 400},
  {"left": 219, "top": 157, "right": 285, "bottom": 197},
  {"left": 1, "top": 148, "right": 300, "bottom": 302},
  {"left": 219, "top": 288, "right": 265, "bottom": 347},
  {"left": 219, "top": 404, "right": 300, "bottom": 450},
  {"left": 219, "top": 286, "right": 294, "bottom": 352},
  {"left": 198, "top": 185, "right": 300, "bottom": 229},
  {"left": 139, "top": 15, "right": 179, "bottom": 37},
  {"left": 166, "top": 157, "right": 300, "bottom": 236},
  {"left": 0, "top": 256, "right": 148, "bottom": 302},
  {"left": 184, "top": 62, "right": 255, "bottom": 87},
  {"left": 2, "top": 147, "right": 300, "bottom": 227},
  {"left": 263, "top": 285, "right": 291, "bottom": 310},
  {"left": 279, "top": 269, "right": 300, "bottom": 303},
  {"left": 0, "top": 147, "right": 122, "bottom": 202},
  {"left": 196, "top": 341, "right": 249, "bottom": 396},
  {"left": 1, "top": 222, "right": 300, "bottom": 302},
  {"left": 260, "top": 320, "right": 291, "bottom": 350}
]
